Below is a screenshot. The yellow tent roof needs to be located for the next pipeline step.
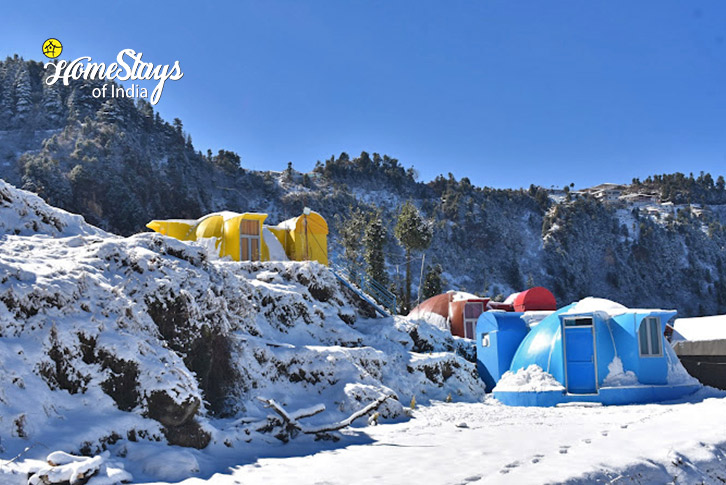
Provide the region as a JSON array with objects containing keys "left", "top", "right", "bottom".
[{"left": 276, "top": 211, "right": 328, "bottom": 234}]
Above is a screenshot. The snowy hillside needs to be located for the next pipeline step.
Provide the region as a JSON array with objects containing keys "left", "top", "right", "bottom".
[{"left": 0, "top": 180, "right": 484, "bottom": 483}]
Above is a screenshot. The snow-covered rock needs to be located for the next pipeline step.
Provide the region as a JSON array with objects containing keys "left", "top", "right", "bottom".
[
  {"left": 27, "top": 451, "right": 132, "bottom": 485},
  {"left": 0, "top": 178, "right": 105, "bottom": 238}
]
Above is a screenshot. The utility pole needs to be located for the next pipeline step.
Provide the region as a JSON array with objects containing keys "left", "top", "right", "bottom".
[{"left": 303, "top": 207, "right": 311, "bottom": 261}]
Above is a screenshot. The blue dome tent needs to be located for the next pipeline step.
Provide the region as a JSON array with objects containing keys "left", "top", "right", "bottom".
[
  {"left": 482, "top": 298, "right": 701, "bottom": 406},
  {"left": 475, "top": 312, "right": 530, "bottom": 390}
]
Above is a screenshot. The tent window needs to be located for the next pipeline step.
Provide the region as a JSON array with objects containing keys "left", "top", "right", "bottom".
[
  {"left": 638, "top": 317, "right": 663, "bottom": 357},
  {"left": 564, "top": 317, "right": 593, "bottom": 327},
  {"left": 481, "top": 333, "right": 490, "bottom": 348},
  {"left": 463, "top": 302, "right": 483, "bottom": 340},
  {"left": 464, "top": 320, "right": 476, "bottom": 340},
  {"left": 240, "top": 219, "right": 260, "bottom": 262},
  {"left": 464, "top": 302, "right": 484, "bottom": 319}
]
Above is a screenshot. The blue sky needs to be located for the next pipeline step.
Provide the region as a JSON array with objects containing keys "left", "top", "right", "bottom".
[{"left": 3, "top": 1, "right": 726, "bottom": 189}]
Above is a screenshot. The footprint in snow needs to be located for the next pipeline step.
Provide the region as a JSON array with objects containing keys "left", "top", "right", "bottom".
[
  {"left": 582, "top": 438, "right": 591, "bottom": 444},
  {"left": 499, "top": 461, "right": 520, "bottom": 474},
  {"left": 531, "top": 454, "right": 545, "bottom": 464},
  {"left": 559, "top": 446, "right": 570, "bottom": 454},
  {"left": 462, "top": 475, "right": 482, "bottom": 483},
  {"left": 601, "top": 430, "right": 608, "bottom": 436}
]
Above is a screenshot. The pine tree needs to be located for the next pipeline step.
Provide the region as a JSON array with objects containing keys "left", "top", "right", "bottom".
[
  {"left": 0, "top": 59, "right": 17, "bottom": 128},
  {"left": 394, "top": 201, "right": 433, "bottom": 312},
  {"left": 13, "top": 65, "right": 32, "bottom": 123},
  {"left": 42, "top": 77, "right": 64, "bottom": 125},
  {"left": 422, "top": 264, "right": 443, "bottom": 299},
  {"left": 363, "top": 212, "right": 387, "bottom": 285},
  {"left": 211, "top": 149, "right": 241, "bottom": 173},
  {"left": 97, "top": 99, "right": 122, "bottom": 124},
  {"left": 339, "top": 207, "right": 367, "bottom": 280}
]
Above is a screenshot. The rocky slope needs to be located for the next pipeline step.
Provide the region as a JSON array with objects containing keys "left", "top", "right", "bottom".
[{"left": 0, "top": 179, "right": 484, "bottom": 473}]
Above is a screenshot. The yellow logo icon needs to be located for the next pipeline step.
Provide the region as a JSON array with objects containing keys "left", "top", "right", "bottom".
[{"left": 42, "top": 38, "right": 63, "bottom": 59}]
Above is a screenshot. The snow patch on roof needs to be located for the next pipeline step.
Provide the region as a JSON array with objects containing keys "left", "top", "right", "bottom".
[
  {"left": 521, "top": 311, "right": 554, "bottom": 328},
  {"left": 562, "top": 297, "right": 628, "bottom": 317},
  {"left": 673, "top": 315, "right": 726, "bottom": 341},
  {"left": 561, "top": 297, "right": 671, "bottom": 319},
  {"left": 274, "top": 211, "right": 325, "bottom": 231},
  {"left": 450, "top": 291, "right": 481, "bottom": 302}
]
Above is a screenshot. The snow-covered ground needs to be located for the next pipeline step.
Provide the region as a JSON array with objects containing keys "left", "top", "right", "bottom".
[
  {"left": 126, "top": 388, "right": 726, "bottom": 484},
  {"left": 6, "top": 390, "right": 726, "bottom": 484}
]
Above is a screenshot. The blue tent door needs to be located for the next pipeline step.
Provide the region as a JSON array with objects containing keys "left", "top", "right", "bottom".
[{"left": 563, "top": 321, "right": 597, "bottom": 394}]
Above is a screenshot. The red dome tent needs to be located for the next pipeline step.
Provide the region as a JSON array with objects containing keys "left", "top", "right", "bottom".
[
  {"left": 409, "top": 287, "right": 558, "bottom": 339},
  {"left": 408, "top": 291, "right": 489, "bottom": 339},
  {"left": 512, "top": 287, "right": 557, "bottom": 312}
]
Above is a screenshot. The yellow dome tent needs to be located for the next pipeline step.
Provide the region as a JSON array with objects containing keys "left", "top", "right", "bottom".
[
  {"left": 268, "top": 210, "right": 329, "bottom": 266},
  {"left": 147, "top": 212, "right": 270, "bottom": 261},
  {"left": 146, "top": 209, "right": 328, "bottom": 265}
]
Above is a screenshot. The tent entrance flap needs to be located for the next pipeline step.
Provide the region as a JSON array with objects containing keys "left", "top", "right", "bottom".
[
  {"left": 240, "top": 219, "right": 260, "bottom": 261},
  {"left": 563, "top": 318, "right": 598, "bottom": 394}
]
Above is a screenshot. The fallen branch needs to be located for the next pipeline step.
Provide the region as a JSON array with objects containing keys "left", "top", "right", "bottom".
[
  {"left": 253, "top": 394, "right": 394, "bottom": 442},
  {"left": 0, "top": 441, "right": 47, "bottom": 469},
  {"left": 291, "top": 403, "right": 326, "bottom": 421},
  {"left": 302, "top": 394, "right": 392, "bottom": 434}
]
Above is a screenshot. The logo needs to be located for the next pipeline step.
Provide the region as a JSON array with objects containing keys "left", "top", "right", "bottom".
[
  {"left": 42, "top": 38, "right": 63, "bottom": 59},
  {"left": 44, "top": 47, "right": 183, "bottom": 105}
]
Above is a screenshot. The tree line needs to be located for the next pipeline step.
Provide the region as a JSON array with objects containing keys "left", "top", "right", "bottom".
[{"left": 336, "top": 200, "right": 442, "bottom": 314}]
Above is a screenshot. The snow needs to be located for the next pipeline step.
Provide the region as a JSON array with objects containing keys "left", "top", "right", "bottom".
[
  {"left": 125, "top": 446, "right": 200, "bottom": 482},
  {"left": 561, "top": 297, "right": 670, "bottom": 319},
  {"left": 263, "top": 226, "right": 288, "bottom": 261},
  {"left": 1, "top": 179, "right": 724, "bottom": 485},
  {"left": 450, "top": 290, "right": 480, "bottom": 302},
  {"left": 407, "top": 310, "right": 449, "bottom": 331},
  {"left": 276, "top": 218, "right": 297, "bottom": 231},
  {"left": 503, "top": 292, "right": 520, "bottom": 304},
  {"left": 561, "top": 297, "right": 628, "bottom": 317},
  {"left": 116, "top": 390, "right": 726, "bottom": 485},
  {"left": 202, "top": 211, "right": 248, "bottom": 222},
  {"left": 275, "top": 211, "right": 325, "bottom": 231},
  {"left": 493, "top": 365, "right": 565, "bottom": 392},
  {"left": 673, "top": 314, "right": 726, "bottom": 341},
  {"left": 602, "top": 356, "right": 639, "bottom": 387},
  {"left": 665, "top": 344, "right": 701, "bottom": 386},
  {"left": 0, "top": 179, "right": 106, "bottom": 238},
  {"left": 0, "top": 179, "right": 485, "bottom": 484},
  {"left": 26, "top": 451, "right": 132, "bottom": 485},
  {"left": 520, "top": 311, "right": 553, "bottom": 328}
]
